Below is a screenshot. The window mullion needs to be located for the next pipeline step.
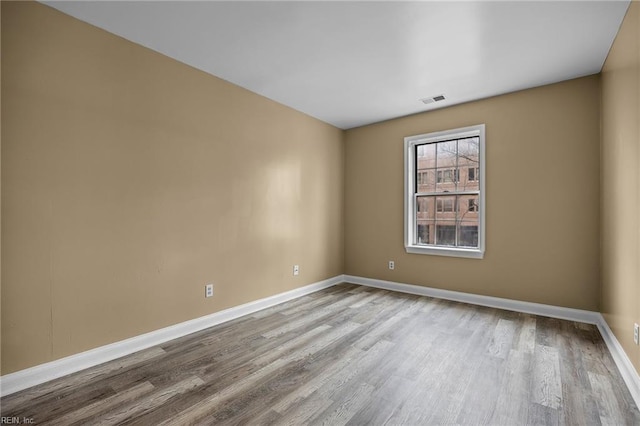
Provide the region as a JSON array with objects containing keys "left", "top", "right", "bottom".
[
  {"left": 455, "top": 139, "right": 459, "bottom": 247},
  {"left": 434, "top": 195, "right": 438, "bottom": 246},
  {"left": 413, "top": 193, "right": 418, "bottom": 245},
  {"left": 416, "top": 190, "right": 479, "bottom": 197}
]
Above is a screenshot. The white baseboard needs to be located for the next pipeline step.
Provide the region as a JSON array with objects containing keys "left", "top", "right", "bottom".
[
  {"left": 595, "top": 315, "right": 640, "bottom": 409},
  {"left": 344, "top": 275, "right": 601, "bottom": 323},
  {"left": 0, "top": 275, "right": 344, "bottom": 397},
  {"left": 345, "top": 274, "right": 640, "bottom": 409}
]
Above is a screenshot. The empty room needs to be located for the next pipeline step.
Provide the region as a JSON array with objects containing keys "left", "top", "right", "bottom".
[{"left": 1, "top": 0, "right": 639, "bottom": 424}]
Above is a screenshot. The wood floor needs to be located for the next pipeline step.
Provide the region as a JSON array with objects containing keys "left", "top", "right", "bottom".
[{"left": 2, "top": 284, "right": 638, "bottom": 425}]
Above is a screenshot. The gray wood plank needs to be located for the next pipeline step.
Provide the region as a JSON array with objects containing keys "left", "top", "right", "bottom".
[
  {"left": 487, "top": 318, "right": 517, "bottom": 359},
  {"left": 41, "top": 381, "right": 155, "bottom": 426},
  {"left": 588, "top": 371, "right": 630, "bottom": 426},
  {"left": 516, "top": 314, "right": 537, "bottom": 353},
  {"left": 452, "top": 355, "right": 505, "bottom": 425},
  {"left": 531, "top": 344, "right": 563, "bottom": 410},
  {"left": 276, "top": 394, "right": 334, "bottom": 426},
  {"left": 0, "top": 346, "right": 165, "bottom": 414},
  {"left": 528, "top": 402, "right": 561, "bottom": 426},
  {"left": 94, "top": 375, "right": 203, "bottom": 425},
  {"left": 490, "top": 349, "right": 532, "bottom": 425},
  {"left": 311, "top": 381, "right": 376, "bottom": 426}
]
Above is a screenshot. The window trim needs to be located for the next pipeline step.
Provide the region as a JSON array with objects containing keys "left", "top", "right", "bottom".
[{"left": 404, "top": 124, "right": 486, "bottom": 259}]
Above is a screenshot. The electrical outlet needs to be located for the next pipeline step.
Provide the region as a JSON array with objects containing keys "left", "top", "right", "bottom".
[
  {"left": 634, "top": 323, "right": 639, "bottom": 345},
  {"left": 293, "top": 265, "right": 300, "bottom": 276},
  {"left": 388, "top": 261, "right": 395, "bottom": 270},
  {"left": 205, "top": 284, "right": 214, "bottom": 298}
]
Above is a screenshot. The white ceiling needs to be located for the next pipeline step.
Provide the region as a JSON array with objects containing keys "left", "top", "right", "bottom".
[{"left": 43, "top": 1, "right": 630, "bottom": 130}]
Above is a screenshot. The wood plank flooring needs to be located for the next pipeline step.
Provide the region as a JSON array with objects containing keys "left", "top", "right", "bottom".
[{"left": 2, "top": 283, "right": 639, "bottom": 425}]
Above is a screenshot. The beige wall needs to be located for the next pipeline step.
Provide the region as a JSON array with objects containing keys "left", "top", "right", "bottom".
[
  {"left": 601, "top": 0, "right": 640, "bottom": 374},
  {"left": 1, "top": 2, "right": 344, "bottom": 374},
  {"left": 345, "top": 76, "right": 601, "bottom": 311}
]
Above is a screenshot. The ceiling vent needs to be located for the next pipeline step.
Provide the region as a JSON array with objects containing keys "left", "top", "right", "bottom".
[{"left": 420, "top": 95, "right": 446, "bottom": 104}]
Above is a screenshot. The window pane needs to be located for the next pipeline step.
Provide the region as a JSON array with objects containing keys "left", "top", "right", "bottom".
[
  {"left": 435, "top": 195, "right": 456, "bottom": 218},
  {"left": 416, "top": 169, "right": 435, "bottom": 193},
  {"left": 436, "top": 168, "right": 459, "bottom": 185},
  {"left": 416, "top": 196, "right": 435, "bottom": 220},
  {"left": 457, "top": 137, "right": 479, "bottom": 166},
  {"left": 435, "top": 222, "right": 456, "bottom": 246},
  {"left": 417, "top": 221, "right": 434, "bottom": 244},
  {"left": 437, "top": 140, "right": 457, "bottom": 165},
  {"left": 417, "top": 144, "right": 436, "bottom": 167},
  {"left": 458, "top": 137, "right": 479, "bottom": 191},
  {"left": 436, "top": 140, "right": 457, "bottom": 193},
  {"left": 458, "top": 195, "right": 479, "bottom": 215},
  {"left": 416, "top": 197, "right": 435, "bottom": 245},
  {"left": 416, "top": 144, "right": 436, "bottom": 193},
  {"left": 458, "top": 219, "right": 479, "bottom": 247}
]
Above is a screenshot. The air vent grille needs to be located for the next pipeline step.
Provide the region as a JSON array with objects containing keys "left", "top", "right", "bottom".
[{"left": 420, "top": 95, "right": 446, "bottom": 104}]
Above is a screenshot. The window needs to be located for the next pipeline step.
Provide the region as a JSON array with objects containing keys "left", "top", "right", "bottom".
[
  {"left": 468, "top": 167, "right": 478, "bottom": 182},
  {"left": 436, "top": 198, "right": 456, "bottom": 213},
  {"left": 417, "top": 171, "right": 429, "bottom": 186},
  {"left": 436, "top": 168, "right": 459, "bottom": 184},
  {"left": 404, "top": 124, "right": 485, "bottom": 258}
]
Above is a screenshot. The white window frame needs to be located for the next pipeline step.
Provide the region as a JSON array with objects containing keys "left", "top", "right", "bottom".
[{"left": 404, "top": 124, "right": 486, "bottom": 259}]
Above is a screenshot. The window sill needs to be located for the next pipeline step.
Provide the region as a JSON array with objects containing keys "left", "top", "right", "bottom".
[{"left": 405, "top": 245, "right": 484, "bottom": 259}]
